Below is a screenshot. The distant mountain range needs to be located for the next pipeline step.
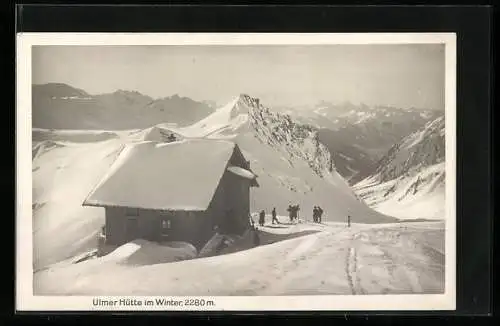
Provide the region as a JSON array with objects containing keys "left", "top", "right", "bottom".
[
  {"left": 32, "top": 83, "right": 215, "bottom": 130},
  {"left": 279, "top": 101, "right": 443, "bottom": 182}
]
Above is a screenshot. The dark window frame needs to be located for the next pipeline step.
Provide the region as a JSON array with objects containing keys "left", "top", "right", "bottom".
[
  {"left": 161, "top": 219, "right": 172, "bottom": 230},
  {"left": 160, "top": 216, "right": 172, "bottom": 237}
]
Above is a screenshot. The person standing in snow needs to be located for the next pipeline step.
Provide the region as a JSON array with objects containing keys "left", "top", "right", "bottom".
[
  {"left": 347, "top": 215, "right": 351, "bottom": 228},
  {"left": 271, "top": 207, "right": 279, "bottom": 224},
  {"left": 312, "top": 206, "right": 318, "bottom": 223},
  {"left": 317, "top": 206, "right": 324, "bottom": 223},
  {"left": 291, "top": 205, "right": 298, "bottom": 222},
  {"left": 259, "top": 210, "right": 266, "bottom": 227},
  {"left": 295, "top": 204, "right": 301, "bottom": 222},
  {"left": 287, "top": 205, "right": 293, "bottom": 223}
]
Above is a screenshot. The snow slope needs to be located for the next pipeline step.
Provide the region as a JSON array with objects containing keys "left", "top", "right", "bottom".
[
  {"left": 32, "top": 128, "right": 159, "bottom": 271},
  {"left": 32, "top": 137, "right": 126, "bottom": 271},
  {"left": 355, "top": 163, "right": 445, "bottom": 220},
  {"left": 35, "top": 221, "right": 445, "bottom": 295},
  {"left": 353, "top": 117, "right": 446, "bottom": 220}
]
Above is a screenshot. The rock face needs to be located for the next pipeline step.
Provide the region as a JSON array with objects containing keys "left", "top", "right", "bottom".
[
  {"left": 240, "top": 94, "right": 334, "bottom": 178},
  {"left": 355, "top": 116, "right": 445, "bottom": 184},
  {"left": 353, "top": 117, "right": 446, "bottom": 220}
]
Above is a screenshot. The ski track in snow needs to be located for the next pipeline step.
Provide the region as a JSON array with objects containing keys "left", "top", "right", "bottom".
[
  {"left": 344, "top": 233, "right": 366, "bottom": 295},
  {"left": 345, "top": 245, "right": 357, "bottom": 294}
]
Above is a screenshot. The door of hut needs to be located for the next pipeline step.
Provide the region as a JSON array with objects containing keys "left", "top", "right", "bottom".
[{"left": 125, "top": 216, "right": 139, "bottom": 242}]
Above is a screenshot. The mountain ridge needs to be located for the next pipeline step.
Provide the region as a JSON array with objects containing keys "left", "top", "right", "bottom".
[{"left": 32, "top": 83, "right": 215, "bottom": 130}]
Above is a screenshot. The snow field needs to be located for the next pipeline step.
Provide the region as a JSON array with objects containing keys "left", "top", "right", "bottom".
[{"left": 34, "top": 221, "right": 444, "bottom": 296}]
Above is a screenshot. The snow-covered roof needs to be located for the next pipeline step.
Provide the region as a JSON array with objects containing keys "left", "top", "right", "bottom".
[
  {"left": 83, "top": 139, "right": 254, "bottom": 211},
  {"left": 227, "top": 166, "right": 256, "bottom": 180}
]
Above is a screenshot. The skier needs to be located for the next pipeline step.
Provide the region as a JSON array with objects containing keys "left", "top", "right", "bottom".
[
  {"left": 287, "top": 205, "right": 293, "bottom": 223},
  {"left": 347, "top": 215, "right": 351, "bottom": 228},
  {"left": 295, "top": 204, "right": 301, "bottom": 223},
  {"left": 271, "top": 207, "right": 279, "bottom": 224},
  {"left": 317, "top": 206, "right": 324, "bottom": 223},
  {"left": 312, "top": 206, "right": 318, "bottom": 223},
  {"left": 259, "top": 210, "right": 266, "bottom": 227}
]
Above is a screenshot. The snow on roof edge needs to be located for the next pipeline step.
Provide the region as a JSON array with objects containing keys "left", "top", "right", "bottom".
[
  {"left": 227, "top": 166, "right": 257, "bottom": 180},
  {"left": 82, "top": 199, "right": 208, "bottom": 212},
  {"left": 82, "top": 143, "right": 131, "bottom": 207}
]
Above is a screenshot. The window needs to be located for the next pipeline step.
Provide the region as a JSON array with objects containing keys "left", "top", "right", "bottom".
[
  {"left": 161, "top": 218, "right": 172, "bottom": 237},
  {"left": 162, "top": 219, "right": 172, "bottom": 229}
]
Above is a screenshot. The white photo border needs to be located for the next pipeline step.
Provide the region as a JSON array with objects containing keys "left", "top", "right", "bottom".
[{"left": 16, "top": 32, "right": 457, "bottom": 312}]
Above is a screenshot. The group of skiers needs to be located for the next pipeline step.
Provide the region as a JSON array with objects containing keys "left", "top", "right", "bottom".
[
  {"left": 250, "top": 210, "right": 352, "bottom": 229},
  {"left": 286, "top": 204, "right": 301, "bottom": 223},
  {"left": 256, "top": 207, "right": 279, "bottom": 227},
  {"left": 312, "top": 206, "right": 324, "bottom": 223},
  {"left": 248, "top": 208, "right": 352, "bottom": 247},
  {"left": 251, "top": 205, "right": 326, "bottom": 226}
]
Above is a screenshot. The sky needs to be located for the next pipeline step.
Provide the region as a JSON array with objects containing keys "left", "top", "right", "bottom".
[{"left": 32, "top": 44, "right": 445, "bottom": 110}]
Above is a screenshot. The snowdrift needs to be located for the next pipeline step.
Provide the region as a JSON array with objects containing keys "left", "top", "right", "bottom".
[{"left": 104, "top": 240, "right": 197, "bottom": 266}]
